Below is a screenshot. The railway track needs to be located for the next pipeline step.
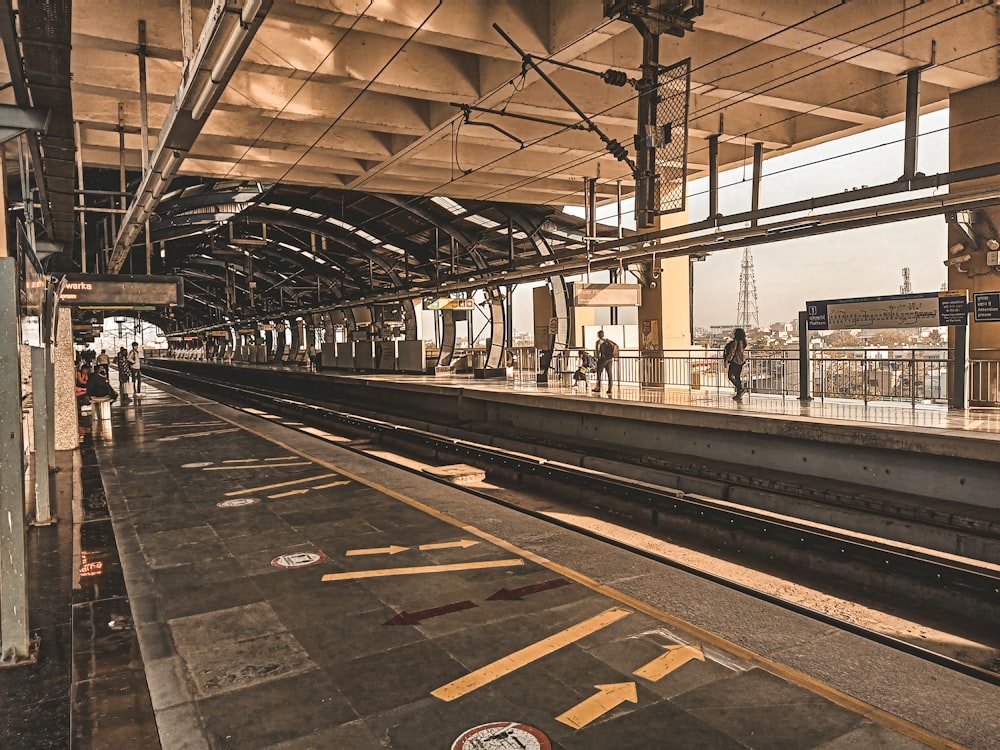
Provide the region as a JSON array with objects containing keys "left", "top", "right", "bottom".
[{"left": 148, "top": 364, "right": 1000, "bottom": 685}]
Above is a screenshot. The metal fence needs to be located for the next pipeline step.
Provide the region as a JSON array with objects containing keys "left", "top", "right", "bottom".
[{"left": 540, "top": 347, "right": 964, "bottom": 406}]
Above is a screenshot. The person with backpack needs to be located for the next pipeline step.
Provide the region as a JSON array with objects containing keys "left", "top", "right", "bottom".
[
  {"left": 591, "top": 330, "right": 619, "bottom": 394},
  {"left": 723, "top": 328, "right": 748, "bottom": 401}
]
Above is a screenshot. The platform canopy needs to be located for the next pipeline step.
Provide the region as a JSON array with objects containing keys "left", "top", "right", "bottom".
[{"left": 2, "top": 0, "right": 997, "bottom": 325}]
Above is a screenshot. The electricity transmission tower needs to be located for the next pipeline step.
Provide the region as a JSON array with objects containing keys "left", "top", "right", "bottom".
[
  {"left": 900, "top": 267, "right": 912, "bottom": 294},
  {"left": 736, "top": 248, "right": 759, "bottom": 329}
]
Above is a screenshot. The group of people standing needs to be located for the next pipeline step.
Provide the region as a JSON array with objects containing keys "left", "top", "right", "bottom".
[
  {"left": 75, "top": 342, "right": 144, "bottom": 409},
  {"left": 569, "top": 327, "right": 749, "bottom": 402}
]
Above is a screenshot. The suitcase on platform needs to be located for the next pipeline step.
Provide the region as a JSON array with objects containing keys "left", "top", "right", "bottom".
[{"left": 123, "top": 381, "right": 134, "bottom": 397}]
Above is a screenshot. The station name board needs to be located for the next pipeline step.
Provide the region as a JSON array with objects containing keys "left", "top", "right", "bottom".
[
  {"left": 806, "top": 291, "right": 968, "bottom": 330},
  {"left": 423, "top": 297, "right": 475, "bottom": 310},
  {"left": 570, "top": 283, "right": 642, "bottom": 307},
  {"left": 58, "top": 274, "right": 184, "bottom": 307}
]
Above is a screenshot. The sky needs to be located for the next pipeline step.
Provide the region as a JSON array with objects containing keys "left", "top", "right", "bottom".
[{"left": 568, "top": 108, "right": 951, "bottom": 329}]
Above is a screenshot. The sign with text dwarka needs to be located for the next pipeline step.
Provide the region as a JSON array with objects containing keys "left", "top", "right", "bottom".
[{"left": 806, "top": 291, "right": 967, "bottom": 331}]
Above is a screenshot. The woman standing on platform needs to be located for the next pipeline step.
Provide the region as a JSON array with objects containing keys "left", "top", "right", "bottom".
[{"left": 115, "top": 347, "right": 131, "bottom": 397}]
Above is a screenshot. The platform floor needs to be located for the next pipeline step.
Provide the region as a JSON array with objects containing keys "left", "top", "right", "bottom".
[
  {"left": 366, "top": 371, "right": 1000, "bottom": 435},
  {"left": 71, "top": 380, "right": 1000, "bottom": 748}
]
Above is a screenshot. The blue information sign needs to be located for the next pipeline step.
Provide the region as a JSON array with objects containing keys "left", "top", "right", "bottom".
[
  {"left": 973, "top": 292, "right": 1000, "bottom": 322},
  {"left": 806, "top": 291, "right": 967, "bottom": 331}
]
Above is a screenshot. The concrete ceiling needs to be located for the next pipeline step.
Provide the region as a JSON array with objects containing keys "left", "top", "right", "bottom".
[
  {"left": 64, "top": 0, "right": 997, "bottom": 209},
  {"left": 4, "top": 0, "right": 999, "bottom": 327}
]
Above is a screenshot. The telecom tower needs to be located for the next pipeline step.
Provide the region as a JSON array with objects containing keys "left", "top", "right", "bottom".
[
  {"left": 736, "top": 248, "right": 759, "bottom": 330},
  {"left": 900, "top": 266, "right": 912, "bottom": 294}
]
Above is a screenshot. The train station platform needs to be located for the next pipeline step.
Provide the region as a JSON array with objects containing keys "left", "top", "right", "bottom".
[
  {"left": 13, "top": 378, "right": 998, "bottom": 748},
  {"left": 147, "top": 359, "right": 1000, "bottom": 520}
]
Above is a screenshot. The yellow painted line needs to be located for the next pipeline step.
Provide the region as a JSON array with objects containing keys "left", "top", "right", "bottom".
[
  {"left": 312, "top": 480, "right": 351, "bottom": 490},
  {"left": 203, "top": 461, "right": 311, "bottom": 471},
  {"left": 633, "top": 644, "right": 705, "bottom": 682},
  {"left": 431, "top": 607, "right": 630, "bottom": 702},
  {"left": 418, "top": 539, "right": 479, "bottom": 551},
  {"left": 264, "top": 456, "right": 298, "bottom": 461},
  {"left": 556, "top": 682, "right": 637, "bottom": 729},
  {"left": 157, "top": 428, "right": 239, "bottom": 442},
  {"left": 322, "top": 558, "right": 523, "bottom": 583},
  {"left": 269, "top": 488, "right": 311, "bottom": 499},
  {"left": 223, "top": 473, "right": 337, "bottom": 496},
  {"left": 187, "top": 397, "right": 972, "bottom": 750},
  {"left": 300, "top": 426, "right": 352, "bottom": 442},
  {"left": 222, "top": 458, "right": 257, "bottom": 464},
  {"left": 241, "top": 408, "right": 268, "bottom": 415},
  {"left": 345, "top": 545, "right": 409, "bottom": 557}
]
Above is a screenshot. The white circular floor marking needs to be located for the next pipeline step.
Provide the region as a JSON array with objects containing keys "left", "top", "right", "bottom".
[
  {"left": 181, "top": 461, "right": 213, "bottom": 469},
  {"left": 451, "top": 722, "right": 550, "bottom": 750},
  {"left": 270, "top": 552, "right": 326, "bottom": 569},
  {"left": 217, "top": 497, "right": 261, "bottom": 508}
]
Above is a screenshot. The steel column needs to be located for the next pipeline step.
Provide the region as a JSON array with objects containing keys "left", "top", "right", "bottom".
[
  {"left": 751, "top": 141, "right": 763, "bottom": 226},
  {"left": 708, "top": 134, "right": 719, "bottom": 219},
  {"left": 952, "top": 323, "right": 970, "bottom": 410},
  {"left": 902, "top": 68, "right": 921, "bottom": 180},
  {"left": 0, "top": 257, "right": 30, "bottom": 662},
  {"left": 798, "top": 310, "right": 812, "bottom": 401}
]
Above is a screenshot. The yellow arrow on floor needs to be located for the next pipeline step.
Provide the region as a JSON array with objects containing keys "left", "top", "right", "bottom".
[
  {"left": 556, "top": 682, "right": 638, "bottom": 729},
  {"left": 432, "top": 607, "right": 630, "bottom": 702},
  {"left": 418, "top": 539, "right": 479, "bottom": 551},
  {"left": 269, "top": 488, "right": 311, "bottom": 499},
  {"left": 633, "top": 644, "right": 705, "bottom": 682},
  {"left": 224, "top": 473, "right": 337, "bottom": 497},
  {"left": 345, "top": 545, "right": 409, "bottom": 556}
]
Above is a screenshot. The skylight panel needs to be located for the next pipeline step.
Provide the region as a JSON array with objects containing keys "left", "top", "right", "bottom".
[
  {"left": 431, "top": 196, "right": 466, "bottom": 215},
  {"left": 326, "top": 217, "right": 357, "bottom": 231},
  {"left": 464, "top": 214, "right": 501, "bottom": 229}
]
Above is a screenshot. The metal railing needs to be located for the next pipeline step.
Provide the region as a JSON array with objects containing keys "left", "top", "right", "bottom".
[{"left": 540, "top": 347, "right": 960, "bottom": 406}]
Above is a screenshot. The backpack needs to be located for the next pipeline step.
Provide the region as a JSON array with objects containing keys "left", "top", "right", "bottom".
[
  {"left": 598, "top": 339, "right": 618, "bottom": 360},
  {"left": 723, "top": 340, "right": 735, "bottom": 363}
]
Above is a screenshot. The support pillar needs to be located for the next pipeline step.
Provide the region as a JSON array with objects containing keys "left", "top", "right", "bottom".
[
  {"left": 30, "top": 346, "right": 55, "bottom": 524},
  {"left": 949, "top": 80, "right": 1000, "bottom": 405},
  {"left": 0, "top": 257, "right": 30, "bottom": 663}
]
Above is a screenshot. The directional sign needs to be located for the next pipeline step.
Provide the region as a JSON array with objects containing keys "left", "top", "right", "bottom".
[
  {"left": 383, "top": 600, "right": 477, "bottom": 626},
  {"left": 555, "top": 682, "right": 637, "bottom": 729},
  {"left": 223, "top": 473, "right": 337, "bottom": 496},
  {"left": 423, "top": 297, "right": 476, "bottom": 310},
  {"left": 486, "top": 578, "right": 570, "bottom": 601},
  {"left": 633, "top": 644, "right": 705, "bottom": 682},
  {"left": 431, "top": 607, "right": 631, "bottom": 702},
  {"left": 346, "top": 545, "right": 409, "bottom": 556},
  {"left": 419, "top": 539, "right": 479, "bottom": 551},
  {"left": 59, "top": 274, "right": 183, "bottom": 307}
]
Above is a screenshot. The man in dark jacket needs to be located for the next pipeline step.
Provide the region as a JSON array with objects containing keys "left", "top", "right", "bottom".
[{"left": 591, "top": 330, "right": 618, "bottom": 394}]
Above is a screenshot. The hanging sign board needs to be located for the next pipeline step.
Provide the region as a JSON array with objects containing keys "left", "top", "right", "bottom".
[
  {"left": 209, "top": 331, "right": 230, "bottom": 337},
  {"left": 570, "top": 283, "right": 642, "bottom": 307},
  {"left": 59, "top": 274, "right": 184, "bottom": 307},
  {"left": 806, "top": 291, "right": 968, "bottom": 330},
  {"left": 423, "top": 297, "right": 475, "bottom": 310},
  {"left": 973, "top": 291, "right": 1000, "bottom": 322}
]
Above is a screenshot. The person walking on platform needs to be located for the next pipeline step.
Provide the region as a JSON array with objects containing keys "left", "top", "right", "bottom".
[
  {"left": 126, "top": 341, "right": 144, "bottom": 394},
  {"left": 724, "top": 327, "right": 749, "bottom": 401},
  {"left": 591, "top": 330, "right": 618, "bottom": 394},
  {"left": 96, "top": 349, "right": 110, "bottom": 367}
]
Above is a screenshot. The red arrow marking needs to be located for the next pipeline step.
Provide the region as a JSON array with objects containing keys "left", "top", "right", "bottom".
[
  {"left": 383, "top": 599, "right": 478, "bottom": 626},
  {"left": 486, "top": 578, "right": 571, "bottom": 601}
]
